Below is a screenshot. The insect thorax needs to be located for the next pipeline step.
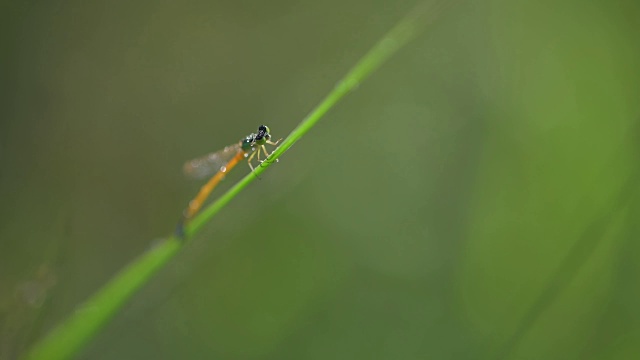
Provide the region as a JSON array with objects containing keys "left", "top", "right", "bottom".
[{"left": 241, "top": 135, "right": 256, "bottom": 152}]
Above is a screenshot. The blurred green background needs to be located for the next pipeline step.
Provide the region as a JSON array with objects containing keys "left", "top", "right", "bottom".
[{"left": 2, "top": 0, "right": 639, "bottom": 359}]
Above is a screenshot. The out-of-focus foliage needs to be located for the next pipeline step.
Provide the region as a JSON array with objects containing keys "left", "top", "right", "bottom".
[{"left": 1, "top": 0, "right": 638, "bottom": 359}]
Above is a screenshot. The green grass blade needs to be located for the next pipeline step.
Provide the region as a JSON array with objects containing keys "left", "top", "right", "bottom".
[
  {"left": 23, "top": 1, "right": 452, "bottom": 359},
  {"left": 23, "top": 238, "right": 181, "bottom": 360}
]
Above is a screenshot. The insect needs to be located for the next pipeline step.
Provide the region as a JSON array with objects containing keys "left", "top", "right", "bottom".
[{"left": 176, "top": 125, "right": 280, "bottom": 237}]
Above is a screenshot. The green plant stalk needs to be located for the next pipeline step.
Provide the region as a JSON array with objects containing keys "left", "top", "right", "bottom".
[
  {"left": 24, "top": 1, "right": 451, "bottom": 359},
  {"left": 24, "top": 239, "right": 182, "bottom": 360}
]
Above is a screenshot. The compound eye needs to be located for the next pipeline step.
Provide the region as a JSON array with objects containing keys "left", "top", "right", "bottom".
[{"left": 258, "top": 125, "right": 267, "bottom": 132}]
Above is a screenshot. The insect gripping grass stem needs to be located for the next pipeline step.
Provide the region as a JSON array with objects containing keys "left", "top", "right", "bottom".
[{"left": 175, "top": 125, "right": 280, "bottom": 238}]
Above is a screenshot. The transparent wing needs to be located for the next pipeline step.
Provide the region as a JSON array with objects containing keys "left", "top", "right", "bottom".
[{"left": 183, "top": 143, "right": 243, "bottom": 180}]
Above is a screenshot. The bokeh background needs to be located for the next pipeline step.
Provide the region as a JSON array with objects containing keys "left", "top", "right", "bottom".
[{"left": 2, "top": 0, "right": 639, "bottom": 359}]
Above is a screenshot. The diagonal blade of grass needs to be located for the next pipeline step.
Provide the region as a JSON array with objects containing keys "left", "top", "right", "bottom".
[
  {"left": 23, "top": 238, "right": 182, "bottom": 360},
  {"left": 23, "top": 1, "right": 453, "bottom": 359}
]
